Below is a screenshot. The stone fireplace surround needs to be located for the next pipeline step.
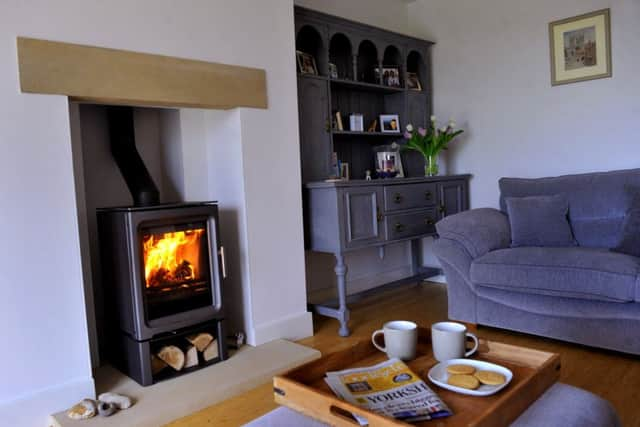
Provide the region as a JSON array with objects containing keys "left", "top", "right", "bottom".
[{"left": 0, "top": 2, "right": 312, "bottom": 425}]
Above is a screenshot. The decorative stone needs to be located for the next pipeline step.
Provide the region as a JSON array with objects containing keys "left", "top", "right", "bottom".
[
  {"left": 66, "top": 399, "right": 97, "bottom": 420},
  {"left": 98, "top": 392, "right": 133, "bottom": 409},
  {"left": 97, "top": 401, "right": 117, "bottom": 417}
]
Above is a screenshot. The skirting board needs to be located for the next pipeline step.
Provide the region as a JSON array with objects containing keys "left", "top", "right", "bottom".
[
  {"left": 0, "top": 375, "right": 94, "bottom": 427},
  {"left": 49, "top": 339, "right": 320, "bottom": 427},
  {"left": 247, "top": 311, "right": 314, "bottom": 347}
]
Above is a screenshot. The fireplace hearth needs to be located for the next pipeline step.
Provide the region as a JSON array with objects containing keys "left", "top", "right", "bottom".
[{"left": 96, "top": 106, "right": 228, "bottom": 386}]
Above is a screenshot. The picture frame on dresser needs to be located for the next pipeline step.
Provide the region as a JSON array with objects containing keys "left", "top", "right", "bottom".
[
  {"left": 380, "top": 114, "right": 401, "bottom": 133},
  {"left": 296, "top": 50, "right": 317, "bottom": 75}
]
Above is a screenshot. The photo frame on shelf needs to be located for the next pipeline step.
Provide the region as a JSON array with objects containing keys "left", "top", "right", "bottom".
[
  {"left": 349, "top": 114, "right": 364, "bottom": 131},
  {"left": 374, "top": 145, "right": 404, "bottom": 178},
  {"left": 549, "top": 8, "right": 611, "bottom": 86},
  {"left": 380, "top": 114, "right": 401, "bottom": 133},
  {"left": 329, "top": 63, "right": 338, "bottom": 79},
  {"left": 375, "top": 67, "right": 401, "bottom": 87},
  {"left": 296, "top": 50, "right": 318, "bottom": 75},
  {"left": 406, "top": 72, "right": 422, "bottom": 91}
]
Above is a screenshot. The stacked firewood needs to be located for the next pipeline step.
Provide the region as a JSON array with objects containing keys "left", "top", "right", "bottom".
[{"left": 152, "top": 333, "right": 219, "bottom": 374}]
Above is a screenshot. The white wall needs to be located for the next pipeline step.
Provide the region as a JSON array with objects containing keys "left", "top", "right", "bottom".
[
  {"left": 408, "top": 0, "right": 640, "bottom": 209},
  {"left": 0, "top": 1, "right": 312, "bottom": 425}
]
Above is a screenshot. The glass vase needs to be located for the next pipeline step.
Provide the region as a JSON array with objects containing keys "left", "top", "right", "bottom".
[{"left": 425, "top": 154, "right": 439, "bottom": 176}]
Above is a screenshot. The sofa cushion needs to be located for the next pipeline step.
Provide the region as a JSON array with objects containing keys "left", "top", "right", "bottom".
[
  {"left": 613, "top": 192, "right": 640, "bottom": 258},
  {"left": 471, "top": 246, "right": 640, "bottom": 302},
  {"left": 505, "top": 194, "right": 575, "bottom": 247}
]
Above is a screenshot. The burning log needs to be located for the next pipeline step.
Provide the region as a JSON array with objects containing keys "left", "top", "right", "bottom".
[
  {"left": 184, "top": 345, "right": 199, "bottom": 368},
  {"left": 203, "top": 339, "right": 219, "bottom": 362},
  {"left": 174, "top": 260, "right": 194, "bottom": 281},
  {"left": 186, "top": 332, "right": 214, "bottom": 352},
  {"left": 157, "top": 345, "right": 185, "bottom": 371}
]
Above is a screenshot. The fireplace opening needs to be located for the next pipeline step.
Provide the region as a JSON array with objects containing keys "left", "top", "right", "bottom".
[
  {"left": 89, "top": 105, "right": 228, "bottom": 386},
  {"left": 141, "top": 221, "right": 213, "bottom": 320}
]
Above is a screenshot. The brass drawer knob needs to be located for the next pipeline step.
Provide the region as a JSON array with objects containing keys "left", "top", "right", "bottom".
[
  {"left": 395, "top": 222, "right": 405, "bottom": 232},
  {"left": 425, "top": 218, "right": 434, "bottom": 226},
  {"left": 425, "top": 191, "right": 432, "bottom": 200},
  {"left": 394, "top": 193, "right": 403, "bottom": 203}
]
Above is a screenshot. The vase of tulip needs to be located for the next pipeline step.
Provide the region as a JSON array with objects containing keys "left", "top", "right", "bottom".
[{"left": 402, "top": 116, "right": 464, "bottom": 177}]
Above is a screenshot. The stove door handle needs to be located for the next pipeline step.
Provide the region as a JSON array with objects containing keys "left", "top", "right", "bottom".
[{"left": 219, "top": 246, "right": 228, "bottom": 279}]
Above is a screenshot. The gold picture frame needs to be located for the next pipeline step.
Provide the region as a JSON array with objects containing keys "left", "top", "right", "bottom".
[{"left": 549, "top": 8, "right": 611, "bottom": 86}]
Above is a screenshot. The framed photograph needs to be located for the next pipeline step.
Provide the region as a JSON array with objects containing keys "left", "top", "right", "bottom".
[
  {"left": 296, "top": 50, "right": 318, "bottom": 75},
  {"left": 549, "top": 9, "right": 611, "bottom": 86},
  {"left": 380, "top": 114, "right": 400, "bottom": 133},
  {"left": 374, "top": 145, "right": 404, "bottom": 178},
  {"left": 329, "top": 63, "right": 338, "bottom": 79},
  {"left": 375, "top": 67, "right": 402, "bottom": 87},
  {"left": 349, "top": 114, "right": 364, "bottom": 132},
  {"left": 406, "top": 72, "right": 422, "bottom": 91}
]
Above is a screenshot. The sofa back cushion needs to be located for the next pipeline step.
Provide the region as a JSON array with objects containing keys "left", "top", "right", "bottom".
[{"left": 499, "top": 168, "right": 640, "bottom": 249}]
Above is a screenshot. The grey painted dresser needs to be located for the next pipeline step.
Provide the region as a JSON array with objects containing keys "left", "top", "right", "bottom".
[{"left": 306, "top": 175, "right": 470, "bottom": 335}]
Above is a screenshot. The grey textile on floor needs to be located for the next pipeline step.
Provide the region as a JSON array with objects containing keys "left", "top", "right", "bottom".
[{"left": 244, "top": 383, "right": 620, "bottom": 427}]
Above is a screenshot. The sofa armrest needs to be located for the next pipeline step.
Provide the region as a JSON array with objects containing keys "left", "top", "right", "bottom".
[{"left": 436, "top": 208, "right": 511, "bottom": 259}]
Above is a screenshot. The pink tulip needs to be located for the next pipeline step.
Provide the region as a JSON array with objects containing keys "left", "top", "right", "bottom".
[
  {"left": 418, "top": 127, "right": 427, "bottom": 136},
  {"left": 404, "top": 131, "right": 411, "bottom": 139}
]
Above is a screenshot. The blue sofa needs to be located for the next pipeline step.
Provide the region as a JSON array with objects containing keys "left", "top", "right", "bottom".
[{"left": 433, "top": 169, "right": 640, "bottom": 355}]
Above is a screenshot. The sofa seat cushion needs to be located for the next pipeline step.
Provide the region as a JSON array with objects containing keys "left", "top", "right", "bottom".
[{"left": 471, "top": 246, "right": 640, "bottom": 302}]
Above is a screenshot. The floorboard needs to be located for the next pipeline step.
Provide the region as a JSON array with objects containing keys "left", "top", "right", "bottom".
[{"left": 168, "top": 282, "right": 639, "bottom": 427}]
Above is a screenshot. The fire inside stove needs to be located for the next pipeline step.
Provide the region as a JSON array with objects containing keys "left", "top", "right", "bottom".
[{"left": 142, "top": 227, "right": 208, "bottom": 291}]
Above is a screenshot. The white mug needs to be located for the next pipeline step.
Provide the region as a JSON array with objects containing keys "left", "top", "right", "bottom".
[
  {"left": 431, "top": 321, "right": 479, "bottom": 362},
  {"left": 371, "top": 320, "right": 418, "bottom": 361}
]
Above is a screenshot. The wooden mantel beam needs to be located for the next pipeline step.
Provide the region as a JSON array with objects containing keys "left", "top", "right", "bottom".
[{"left": 17, "top": 37, "right": 268, "bottom": 110}]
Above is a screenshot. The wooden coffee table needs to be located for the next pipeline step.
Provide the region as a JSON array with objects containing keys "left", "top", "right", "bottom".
[{"left": 273, "top": 328, "right": 561, "bottom": 427}]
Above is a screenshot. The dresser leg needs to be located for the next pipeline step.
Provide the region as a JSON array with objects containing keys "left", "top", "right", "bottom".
[{"left": 334, "top": 254, "right": 350, "bottom": 337}]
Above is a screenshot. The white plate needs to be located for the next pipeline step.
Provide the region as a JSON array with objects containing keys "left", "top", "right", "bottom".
[{"left": 428, "top": 358, "right": 513, "bottom": 396}]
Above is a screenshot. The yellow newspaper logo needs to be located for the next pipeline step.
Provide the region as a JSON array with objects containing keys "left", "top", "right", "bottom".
[{"left": 342, "top": 360, "right": 418, "bottom": 395}]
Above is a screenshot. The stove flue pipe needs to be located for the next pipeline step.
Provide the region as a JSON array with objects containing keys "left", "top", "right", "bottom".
[{"left": 106, "top": 106, "right": 160, "bottom": 207}]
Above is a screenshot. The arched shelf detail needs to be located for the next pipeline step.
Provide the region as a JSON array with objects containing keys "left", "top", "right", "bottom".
[
  {"left": 357, "top": 40, "right": 379, "bottom": 84},
  {"left": 329, "top": 33, "right": 353, "bottom": 80},
  {"left": 407, "top": 50, "right": 427, "bottom": 90},
  {"left": 296, "top": 25, "right": 326, "bottom": 76}
]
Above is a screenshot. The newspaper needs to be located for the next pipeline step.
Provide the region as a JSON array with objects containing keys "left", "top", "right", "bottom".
[{"left": 325, "top": 358, "right": 452, "bottom": 424}]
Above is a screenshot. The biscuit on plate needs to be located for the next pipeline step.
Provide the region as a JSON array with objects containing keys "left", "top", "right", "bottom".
[
  {"left": 474, "top": 370, "right": 506, "bottom": 386},
  {"left": 446, "top": 364, "right": 475, "bottom": 375},
  {"left": 447, "top": 374, "right": 480, "bottom": 390}
]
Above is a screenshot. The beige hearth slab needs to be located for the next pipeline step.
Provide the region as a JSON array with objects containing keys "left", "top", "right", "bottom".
[{"left": 49, "top": 339, "right": 320, "bottom": 427}]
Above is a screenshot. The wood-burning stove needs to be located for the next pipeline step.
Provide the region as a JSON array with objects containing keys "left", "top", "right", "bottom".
[
  {"left": 97, "top": 202, "right": 228, "bottom": 385},
  {"left": 95, "top": 106, "right": 228, "bottom": 385}
]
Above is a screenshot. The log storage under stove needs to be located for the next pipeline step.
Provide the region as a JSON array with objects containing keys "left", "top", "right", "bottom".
[{"left": 97, "top": 107, "right": 228, "bottom": 386}]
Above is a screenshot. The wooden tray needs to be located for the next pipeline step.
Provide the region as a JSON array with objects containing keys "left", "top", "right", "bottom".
[{"left": 273, "top": 328, "right": 560, "bottom": 426}]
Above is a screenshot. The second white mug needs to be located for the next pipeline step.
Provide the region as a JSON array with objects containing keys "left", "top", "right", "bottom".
[{"left": 431, "top": 321, "right": 478, "bottom": 362}]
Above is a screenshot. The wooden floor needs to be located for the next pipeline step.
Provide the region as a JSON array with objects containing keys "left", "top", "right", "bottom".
[{"left": 168, "top": 282, "right": 639, "bottom": 427}]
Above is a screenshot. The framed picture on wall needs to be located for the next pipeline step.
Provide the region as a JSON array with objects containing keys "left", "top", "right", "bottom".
[{"left": 549, "top": 9, "right": 611, "bottom": 86}]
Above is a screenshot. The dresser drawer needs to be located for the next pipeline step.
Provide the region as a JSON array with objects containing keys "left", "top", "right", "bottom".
[
  {"left": 383, "top": 183, "right": 436, "bottom": 212},
  {"left": 385, "top": 208, "right": 437, "bottom": 240}
]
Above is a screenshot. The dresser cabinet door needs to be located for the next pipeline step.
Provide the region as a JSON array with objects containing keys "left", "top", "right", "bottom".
[
  {"left": 341, "top": 187, "right": 384, "bottom": 249},
  {"left": 437, "top": 180, "right": 469, "bottom": 219},
  {"left": 298, "top": 77, "right": 331, "bottom": 183}
]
